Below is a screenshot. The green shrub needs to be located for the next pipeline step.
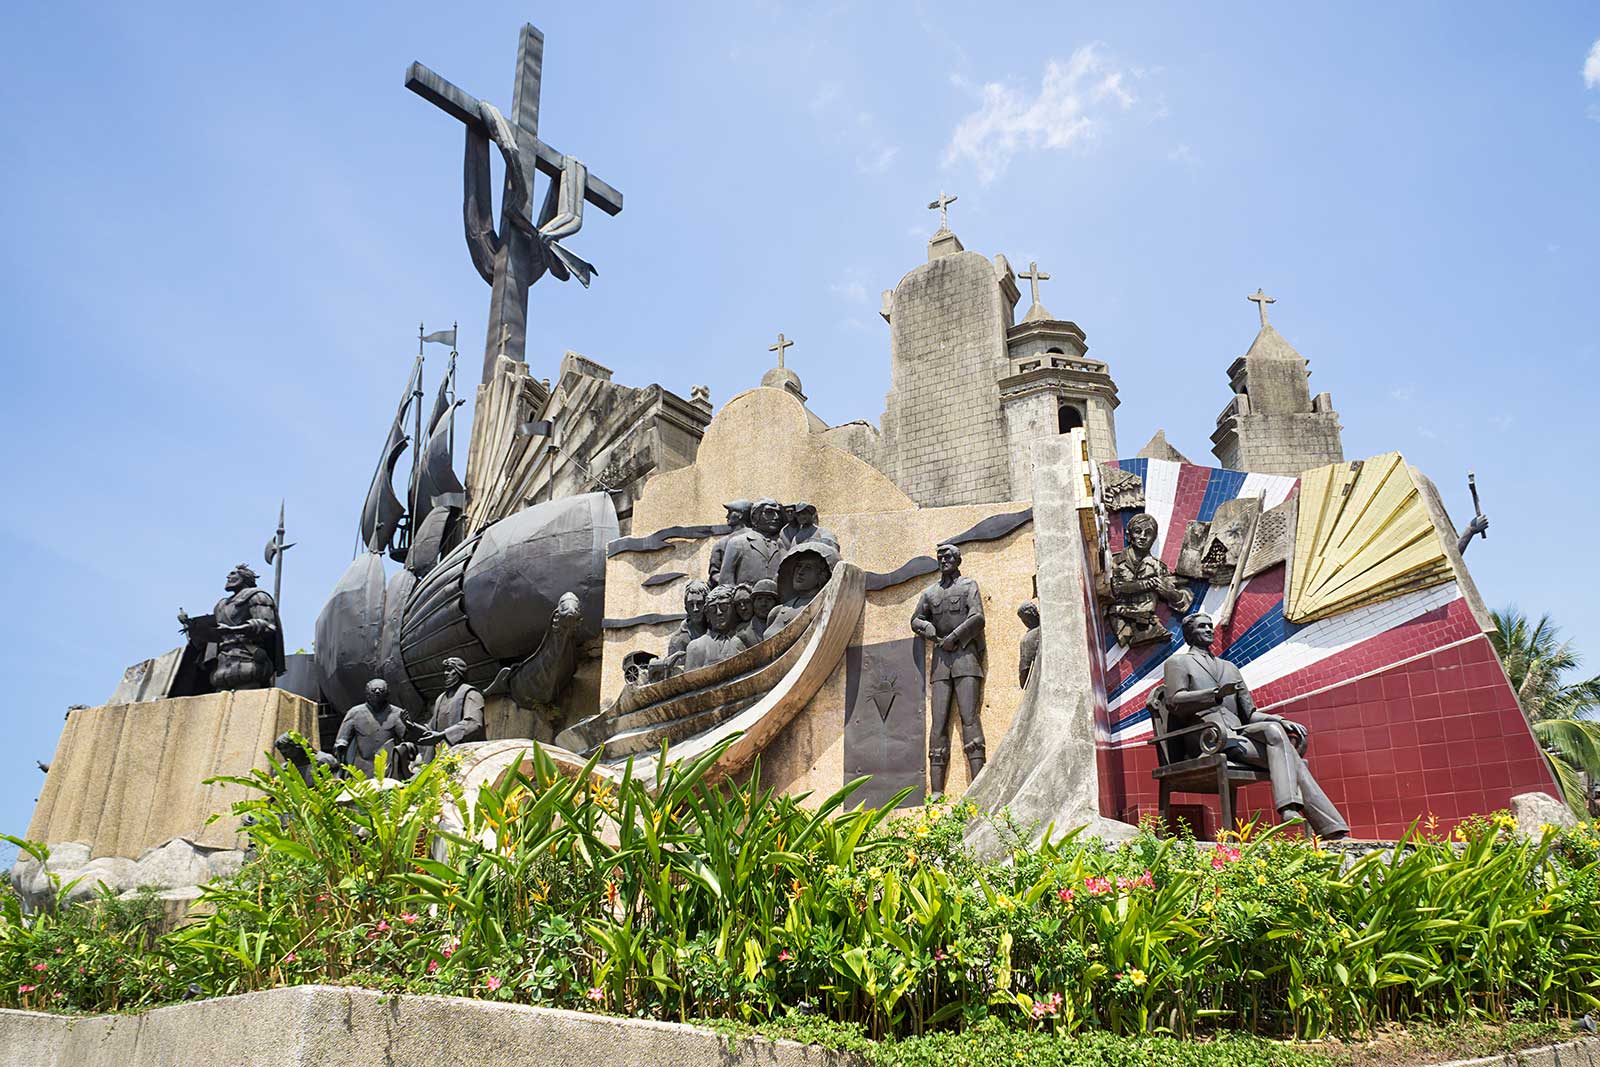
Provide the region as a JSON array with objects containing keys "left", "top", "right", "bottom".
[{"left": 3, "top": 738, "right": 1599, "bottom": 1047}]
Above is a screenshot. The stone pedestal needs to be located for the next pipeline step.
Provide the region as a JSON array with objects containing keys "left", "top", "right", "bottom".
[
  {"left": 964, "top": 431, "right": 1136, "bottom": 855},
  {"left": 26, "top": 688, "right": 316, "bottom": 859}
]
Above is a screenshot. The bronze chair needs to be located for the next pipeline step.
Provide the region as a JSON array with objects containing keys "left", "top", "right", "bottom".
[{"left": 1145, "top": 682, "right": 1273, "bottom": 837}]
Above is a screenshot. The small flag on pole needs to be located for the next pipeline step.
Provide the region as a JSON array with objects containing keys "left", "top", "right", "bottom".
[{"left": 422, "top": 327, "right": 457, "bottom": 347}]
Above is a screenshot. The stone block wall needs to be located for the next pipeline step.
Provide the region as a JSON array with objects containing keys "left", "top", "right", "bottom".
[
  {"left": 880, "top": 251, "right": 1014, "bottom": 506},
  {"left": 1212, "top": 411, "right": 1344, "bottom": 477}
]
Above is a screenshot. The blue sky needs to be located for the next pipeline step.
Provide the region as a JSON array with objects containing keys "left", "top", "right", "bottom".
[{"left": 2, "top": 3, "right": 1597, "bottom": 839}]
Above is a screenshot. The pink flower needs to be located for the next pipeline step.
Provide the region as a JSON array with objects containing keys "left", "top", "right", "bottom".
[
  {"left": 18, "top": 985, "right": 35, "bottom": 994},
  {"left": 427, "top": 960, "right": 440, "bottom": 974},
  {"left": 1030, "top": 992, "right": 1064, "bottom": 1019},
  {"left": 1084, "top": 876, "right": 1112, "bottom": 896},
  {"left": 375, "top": 920, "right": 391, "bottom": 933},
  {"left": 1133, "top": 870, "right": 1155, "bottom": 890},
  {"left": 484, "top": 975, "right": 502, "bottom": 992},
  {"left": 1056, "top": 887, "right": 1076, "bottom": 903},
  {"left": 778, "top": 950, "right": 792, "bottom": 962},
  {"left": 441, "top": 938, "right": 457, "bottom": 959},
  {"left": 31, "top": 963, "right": 47, "bottom": 972},
  {"left": 400, "top": 912, "right": 420, "bottom": 925},
  {"left": 1210, "top": 846, "right": 1241, "bottom": 869},
  {"left": 283, "top": 953, "right": 297, "bottom": 964},
  {"left": 586, "top": 986, "right": 605, "bottom": 1003},
  {"left": 935, "top": 948, "right": 949, "bottom": 961}
]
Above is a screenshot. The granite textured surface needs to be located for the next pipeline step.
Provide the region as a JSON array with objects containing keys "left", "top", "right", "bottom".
[{"left": 27, "top": 688, "right": 315, "bottom": 859}]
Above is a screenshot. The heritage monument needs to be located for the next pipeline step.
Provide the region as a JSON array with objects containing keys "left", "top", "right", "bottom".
[{"left": 18, "top": 21, "right": 1560, "bottom": 918}]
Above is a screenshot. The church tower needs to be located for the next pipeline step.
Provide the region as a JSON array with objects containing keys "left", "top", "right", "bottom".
[
  {"left": 1210, "top": 289, "right": 1343, "bottom": 476},
  {"left": 998, "top": 260, "right": 1120, "bottom": 492},
  {"left": 877, "top": 193, "right": 1020, "bottom": 505}
]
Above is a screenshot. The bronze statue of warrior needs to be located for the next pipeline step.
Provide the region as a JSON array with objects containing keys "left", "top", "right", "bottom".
[
  {"left": 415, "top": 656, "right": 487, "bottom": 765},
  {"left": 1107, "top": 513, "right": 1192, "bottom": 647},
  {"left": 707, "top": 500, "right": 751, "bottom": 585},
  {"left": 683, "top": 585, "right": 752, "bottom": 670},
  {"left": 1162, "top": 612, "right": 1348, "bottom": 838},
  {"left": 911, "top": 544, "right": 987, "bottom": 792},
  {"left": 1017, "top": 601, "right": 1041, "bottom": 688},
  {"left": 765, "top": 541, "right": 839, "bottom": 635},
  {"left": 780, "top": 502, "right": 839, "bottom": 551},
  {"left": 333, "top": 678, "right": 415, "bottom": 780},
  {"left": 716, "top": 498, "right": 786, "bottom": 588},
  {"left": 178, "top": 562, "right": 285, "bottom": 691}
]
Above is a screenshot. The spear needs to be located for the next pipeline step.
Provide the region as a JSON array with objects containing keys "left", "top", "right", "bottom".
[{"left": 263, "top": 500, "right": 296, "bottom": 609}]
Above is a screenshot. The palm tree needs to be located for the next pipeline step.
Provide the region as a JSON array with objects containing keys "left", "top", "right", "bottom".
[{"left": 1490, "top": 608, "right": 1600, "bottom": 815}]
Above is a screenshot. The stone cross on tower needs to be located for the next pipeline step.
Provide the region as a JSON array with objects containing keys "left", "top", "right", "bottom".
[
  {"left": 407, "top": 24, "right": 625, "bottom": 385},
  {"left": 768, "top": 332, "right": 795, "bottom": 369},
  {"left": 927, "top": 190, "right": 958, "bottom": 231},
  {"left": 1248, "top": 287, "right": 1276, "bottom": 327},
  {"left": 1018, "top": 261, "right": 1051, "bottom": 308}
]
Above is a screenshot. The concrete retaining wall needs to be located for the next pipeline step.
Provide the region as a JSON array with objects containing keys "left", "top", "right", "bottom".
[
  {"left": 4, "top": 985, "right": 1594, "bottom": 1066},
  {"left": 0, "top": 984, "right": 858, "bottom": 1066}
]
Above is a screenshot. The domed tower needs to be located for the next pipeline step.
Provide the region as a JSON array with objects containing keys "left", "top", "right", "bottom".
[{"left": 998, "top": 260, "right": 1120, "bottom": 490}]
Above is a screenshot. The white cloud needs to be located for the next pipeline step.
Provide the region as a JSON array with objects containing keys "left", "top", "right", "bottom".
[
  {"left": 1417, "top": 428, "right": 1438, "bottom": 440},
  {"left": 1167, "top": 143, "right": 1193, "bottom": 164},
  {"left": 1390, "top": 386, "right": 1414, "bottom": 402},
  {"left": 944, "top": 45, "right": 1139, "bottom": 183},
  {"left": 1586, "top": 37, "right": 1600, "bottom": 88}
]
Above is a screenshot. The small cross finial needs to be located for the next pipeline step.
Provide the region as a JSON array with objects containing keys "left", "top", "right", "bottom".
[
  {"left": 768, "top": 332, "right": 794, "bottom": 369},
  {"left": 927, "top": 190, "right": 958, "bottom": 231},
  {"left": 497, "top": 323, "right": 512, "bottom": 358},
  {"left": 1018, "top": 260, "right": 1051, "bottom": 307},
  {"left": 1248, "top": 288, "right": 1276, "bottom": 327}
]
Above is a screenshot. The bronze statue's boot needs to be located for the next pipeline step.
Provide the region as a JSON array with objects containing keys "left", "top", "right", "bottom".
[
  {"left": 928, "top": 761, "right": 948, "bottom": 796},
  {"left": 967, "top": 754, "right": 986, "bottom": 781}
]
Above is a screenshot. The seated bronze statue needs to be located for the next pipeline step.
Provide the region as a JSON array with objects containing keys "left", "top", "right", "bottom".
[{"left": 1161, "top": 612, "right": 1348, "bottom": 838}]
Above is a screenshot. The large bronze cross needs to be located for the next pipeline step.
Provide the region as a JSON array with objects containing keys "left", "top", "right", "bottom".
[{"left": 407, "top": 24, "right": 624, "bottom": 384}]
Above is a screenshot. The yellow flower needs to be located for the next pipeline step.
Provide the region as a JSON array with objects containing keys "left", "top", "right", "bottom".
[
  {"left": 1128, "top": 968, "right": 1147, "bottom": 986},
  {"left": 914, "top": 824, "right": 930, "bottom": 838},
  {"left": 1257, "top": 874, "right": 1267, "bottom": 886}
]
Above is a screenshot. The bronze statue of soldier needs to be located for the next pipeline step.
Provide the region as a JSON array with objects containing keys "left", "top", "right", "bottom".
[
  {"left": 742, "top": 578, "right": 781, "bottom": 645},
  {"left": 684, "top": 585, "right": 753, "bottom": 670},
  {"left": 1107, "top": 513, "right": 1192, "bottom": 647},
  {"left": 333, "top": 678, "right": 415, "bottom": 780},
  {"left": 911, "top": 544, "right": 987, "bottom": 792},
  {"left": 178, "top": 563, "right": 285, "bottom": 691},
  {"left": 707, "top": 500, "right": 752, "bottom": 585},
  {"left": 716, "top": 498, "right": 786, "bottom": 587},
  {"left": 415, "top": 656, "right": 487, "bottom": 764},
  {"left": 666, "top": 580, "right": 710, "bottom": 660},
  {"left": 1017, "top": 601, "right": 1041, "bottom": 688},
  {"left": 766, "top": 541, "right": 839, "bottom": 634},
  {"left": 781, "top": 502, "right": 839, "bottom": 551},
  {"left": 1162, "top": 612, "right": 1348, "bottom": 838}
]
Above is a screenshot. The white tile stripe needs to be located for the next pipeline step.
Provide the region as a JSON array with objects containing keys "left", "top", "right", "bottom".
[
  {"left": 1105, "top": 582, "right": 1465, "bottom": 729},
  {"left": 1142, "top": 458, "right": 1181, "bottom": 560},
  {"left": 1239, "top": 471, "right": 1298, "bottom": 511}
]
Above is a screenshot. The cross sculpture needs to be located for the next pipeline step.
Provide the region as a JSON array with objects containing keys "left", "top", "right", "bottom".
[
  {"left": 407, "top": 24, "right": 624, "bottom": 385},
  {"left": 768, "top": 332, "right": 795, "bottom": 369},
  {"left": 1018, "top": 260, "right": 1051, "bottom": 308},
  {"left": 1248, "top": 287, "right": 1276, "bottom": 327},
  {"left": 927, "top": 190, "right": 958, "bottom": 231}
]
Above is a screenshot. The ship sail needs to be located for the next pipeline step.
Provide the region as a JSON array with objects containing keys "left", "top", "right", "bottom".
[
  {"left": 415, "top": 353, "right": 467, "bottom": 517},
  {"left": 360, "top": 356, "right": 421, "bottom": 554}
]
